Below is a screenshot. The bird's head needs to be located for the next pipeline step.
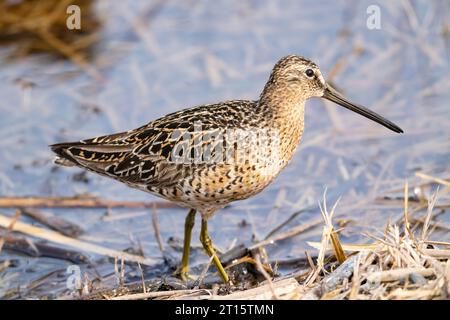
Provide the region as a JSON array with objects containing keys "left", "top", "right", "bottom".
[
  {"left": 266, "top": 55, "right": 326, "bottom": 98},
  {"left": 261, "top": 55, "right": 403, "bottom": 133}
]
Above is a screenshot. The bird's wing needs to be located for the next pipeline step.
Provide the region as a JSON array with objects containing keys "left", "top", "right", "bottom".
[
  {"left": 50, "top": 100, "right": 256, "bottom": 188},
  {"left": 51, "top": 125, "right": 192, "bottom": 188}
]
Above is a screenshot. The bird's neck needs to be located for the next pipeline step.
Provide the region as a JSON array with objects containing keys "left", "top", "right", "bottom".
[
  {"left": 258, "top": 82, "right": 305, "bottom": 125},
  {"left": 257, "top": 90, "right": 306, "bottom": 164}
]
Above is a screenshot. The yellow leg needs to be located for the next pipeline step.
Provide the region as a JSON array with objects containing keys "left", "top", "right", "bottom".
[
  {"left": 179, "top": 209, "right": 196, "bottom": 281},
  {"left": 200, "top": 218, "right": 230, "bottom": 283}
]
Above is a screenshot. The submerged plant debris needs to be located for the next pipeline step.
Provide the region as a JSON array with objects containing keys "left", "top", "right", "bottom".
[{"left": 0, "top": 0, "right": 449, "bottom": 299}]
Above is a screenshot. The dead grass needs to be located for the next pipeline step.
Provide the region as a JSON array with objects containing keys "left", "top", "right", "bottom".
[
  {"left": 292, "top": 181, "right": 449, "bottom": 300},
  {"left": 71, "top": 176, "right": 449, "bottom": 300},
  {"left": 1, "top": 171, "right": 448, "bottom": 300},
  {"left": 0, "top": 0, "right": 102, "bottom": 80}
]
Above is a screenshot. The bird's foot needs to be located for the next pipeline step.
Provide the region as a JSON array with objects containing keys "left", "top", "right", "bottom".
[
  {"left": 180, "top": 271, "right": 197, "bottom": 282},
  {"left": 173, "top": 267, "right": 197, "bottom": 281}
]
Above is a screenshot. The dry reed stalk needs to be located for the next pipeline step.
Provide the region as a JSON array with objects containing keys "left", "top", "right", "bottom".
[
  {"left": 194, "top": 255, "right": 214, "bottom": 288},
  {"left": 307, "top": 241, "right": 378, "bottom": 252},
  {"left": 420, "top": 190, "right": 439, "bottom": 243},
  {"left": 151, "top": 203, "right": 164, "bottom": 253},
  {"left": 0, "top": 213, "right": 157, "bottom": 266},
  {"left": 0, "top": 196, "right": 176, "bottom": 209},
  {"left": 213, "top": 278, "right": 299, "bottom": 300},
  {"left": 136, "top": 263, "right": 147, "bottom": 294},
  {"left": 302, "top": 192, "right": 342, "bottom": 288},
  {"left": 101, "top": 211, "right": 148, "bottom": 222},
  {"left": 317, "top": 190, "right": 346, "bottom": 267},
  {"left": 403, "top": 180, "right": 413, "bottom": 240},
  {"left": 249, "top": 217, "right": 322, "bottom": 250},
  {"left": 415, "top": 172, "right": 450, "bottom": 188},
  {"left": 19, "top": 208, "right": 83, "bottom": 237},
  {"left": 223, "top": 255, "right": 272, "bottom": 274},
  {"left": 111, "top": 289, "right": 208, "bottom": 300},
  {"left": 366, "top": 267, "right": 435, "bottom": 283},
  {"left": 254, "top": 251, "right": 278, "bottom": 300},
  {"left": 348, "top": 253, "right": 361, "bottom": 299},
  {"left": 423, "top": 240, "right": 450, "bottom": 247},
  {"left": 0, "top": 210, "right": 21, "bottom": 254},
  {"left": 0, "top": 260, "right": 10, "bottom": 273}
]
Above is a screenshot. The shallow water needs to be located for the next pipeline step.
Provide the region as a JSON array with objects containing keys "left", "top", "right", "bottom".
[{"left": 0, "top": 0, "right": 449, "bottom": 298}]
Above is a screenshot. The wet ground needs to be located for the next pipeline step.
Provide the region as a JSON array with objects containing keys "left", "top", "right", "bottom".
[{"left": 0, "top": 0, "right": 449, "bottom": 298}]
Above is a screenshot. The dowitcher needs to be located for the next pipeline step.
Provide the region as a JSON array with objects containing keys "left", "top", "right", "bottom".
[{"left": 51, "top": 55, "right": 403, "bottom": 283}]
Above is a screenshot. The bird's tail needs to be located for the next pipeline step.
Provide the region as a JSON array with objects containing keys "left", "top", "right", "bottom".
[{"left": 50, "top": 142, "right": 80, "bottom": 167}]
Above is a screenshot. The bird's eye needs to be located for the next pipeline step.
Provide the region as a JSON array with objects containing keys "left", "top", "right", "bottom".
[{"left": 305, "top": 69, "right": 315, "bottom": 78}]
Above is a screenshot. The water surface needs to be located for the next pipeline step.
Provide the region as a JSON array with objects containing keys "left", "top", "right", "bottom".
[{"left": 0, "top": 0, "right": 449, "bottom": 298}]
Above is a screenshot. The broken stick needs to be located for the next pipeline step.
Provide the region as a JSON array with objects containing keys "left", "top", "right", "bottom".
[
  {"left": 0, "top": 214, "right": 157, "bottom": 266},
  {"left": 0, "top": 196, "right": 177, "bottom": 209}
]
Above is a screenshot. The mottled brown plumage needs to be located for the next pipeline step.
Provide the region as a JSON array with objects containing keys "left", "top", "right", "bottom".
[{"left": 51, "top": 55, "right": 403, "bottom": 283}]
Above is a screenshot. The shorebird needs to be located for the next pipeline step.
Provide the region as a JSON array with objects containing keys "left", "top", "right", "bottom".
[{"left": 51, "top": 55, "right": 403, "bottom": 283}]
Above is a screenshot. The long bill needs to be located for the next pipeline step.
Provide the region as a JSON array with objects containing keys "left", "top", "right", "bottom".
[{"left": 322, "top": 85, "right": 403, "bottom": 133}]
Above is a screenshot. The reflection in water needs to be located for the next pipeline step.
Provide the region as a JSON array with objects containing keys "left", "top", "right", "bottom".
[{"left": 0, "top": 0, "right": 449, "bottom": 298}]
